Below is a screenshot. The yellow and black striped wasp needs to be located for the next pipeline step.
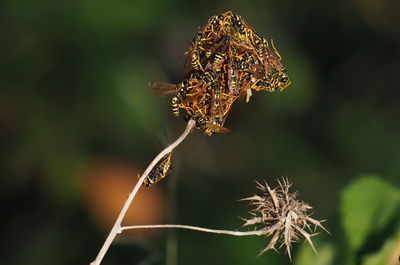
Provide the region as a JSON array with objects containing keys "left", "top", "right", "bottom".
[
  {"left": 150, "top": 80, "right": 192, "bottom": 117},
  {"left": 141, "top": 152, "right": 173, "bottom": 187}
]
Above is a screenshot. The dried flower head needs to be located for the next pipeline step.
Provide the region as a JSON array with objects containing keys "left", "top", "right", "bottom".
[{"left": 240, "top": 178, "right": 329, "bottom": 260}]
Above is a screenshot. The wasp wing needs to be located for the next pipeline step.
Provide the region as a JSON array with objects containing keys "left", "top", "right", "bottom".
[{"left": 150, "top": 81, "right": 178, "bottom": 95}]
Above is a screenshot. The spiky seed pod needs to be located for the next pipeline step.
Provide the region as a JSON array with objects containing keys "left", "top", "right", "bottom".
[{"left": 240, "top": 178, "right": 329, "bottom": 260}]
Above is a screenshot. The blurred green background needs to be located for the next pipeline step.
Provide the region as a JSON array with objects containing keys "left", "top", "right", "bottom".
[{"left": 1, "top": 0, "right": 400, "bottom": 264}]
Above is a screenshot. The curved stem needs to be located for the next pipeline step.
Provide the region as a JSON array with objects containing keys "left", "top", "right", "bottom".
[
  {"left": 90, "top": 119, "right": 196, "bottom": 265},
  {"left": 121, "top": 224, "right": 265, "bottom": 237}
]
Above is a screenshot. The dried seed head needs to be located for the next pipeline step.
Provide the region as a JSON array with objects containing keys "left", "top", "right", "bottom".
[{"left": 240, "top": 178, "right": 329, "bottom": 261}]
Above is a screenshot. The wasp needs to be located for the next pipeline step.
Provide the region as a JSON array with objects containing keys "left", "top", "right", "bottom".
[
  {"left": 210, "top": 79, "right": 223, "bottom": 116},
  {"left": 269, "top": 70, "right": 291, "bottom": 91},
  {"left": 205, "top": 14, "right": 225, "bottom": 37},
  {"left": 142, "top": 152, "right": 173, "bottom": 187},
  {"left": 203, "top": 94, "right": 237, "bottom": 135},
  {"left": 184, "top": 71, "right": 213, "bottom": 101},
  {"left": 227, "top": 67, "right": 239, "bottom": 95},
  {"left": 150, "top": 80, "right": 193, "bottom": 116},
  {"left": 212, "top": 38, "right": 230, "bottom": 68},
  {"left": 203, "top": 36, "right": 230, "bottom": 71},
  {"left": 189, "top": 50, "right": 204, "bottom": 71},
  {"left": 185, "top": 16, "right": 225, "bottom": 70},
  {"left": 252, "top": 40, "right": 291, "bottom": 91},
  {"left": 230, "top": 12, "right": 247, "bottom": 36},
  {"left": 194, "top": 113, "right": 230, "bottom": 136}
]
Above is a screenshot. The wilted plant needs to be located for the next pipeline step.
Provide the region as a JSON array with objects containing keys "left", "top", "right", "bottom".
[
  {"left": 240, "top": 178, "right": 329, "bottom": 260},
  {"left": 89, "top": 11, "right": 323, "bottom": 265},
  {"left": 90, "top": 119, "right": 196, "bottom": 265},
  {"left": 121, "top": 178, "right": 329, "bottom": 261}
]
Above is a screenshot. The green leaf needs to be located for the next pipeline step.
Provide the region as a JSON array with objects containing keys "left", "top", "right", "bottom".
[
  {"left": 340, "top": 175, "right": 400, "bottom": 251},
  {"left": 362, "top": 225, "right": 400, "bottom": 265},
  {"left": 295, "top": 242, "right": 335, "bottom": 265}
]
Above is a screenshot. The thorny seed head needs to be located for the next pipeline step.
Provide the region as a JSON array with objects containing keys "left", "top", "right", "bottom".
[{"left": 240, "top": 178, "right": 329, "bottom": 261}]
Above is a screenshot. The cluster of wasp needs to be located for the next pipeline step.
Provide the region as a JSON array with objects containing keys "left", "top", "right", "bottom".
[
  {"left": 144, "top": 11, "right": 291, "bottom": 187},
  {"left": 152, "top": 11, "right": 291, "bottom": 136}
]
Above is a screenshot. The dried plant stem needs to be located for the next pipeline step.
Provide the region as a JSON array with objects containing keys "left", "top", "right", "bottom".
[
  {"left": 121, "top": 224, "right": 266, "bottom": 237},
  {"left": 90, "top": 119, "right": 196, "bottom": 265}
]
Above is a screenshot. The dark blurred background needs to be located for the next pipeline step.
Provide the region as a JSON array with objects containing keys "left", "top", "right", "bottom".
[{"left": 1, "top": 0, "right": 400, "bottom": 264}]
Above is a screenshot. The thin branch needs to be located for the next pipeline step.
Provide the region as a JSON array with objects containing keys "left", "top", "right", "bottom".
[
  {"left": 121, "top": 224, "right": 266, "bottom": 237},
  {"left": 90, "top": 119, "right": 196, "bottom": 265}
]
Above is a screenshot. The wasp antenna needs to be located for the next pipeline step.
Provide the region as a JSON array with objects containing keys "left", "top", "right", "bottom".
[{"left": 271, "top": 39, "right": 282, "bottom": 61}]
